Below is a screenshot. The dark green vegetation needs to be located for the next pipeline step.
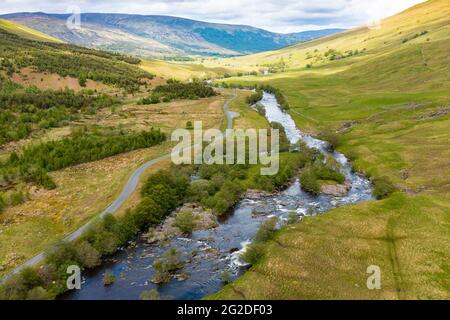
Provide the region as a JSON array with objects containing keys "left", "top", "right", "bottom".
[
  {"left": 139, "top": 79, "right": 216, "bottom": 104},
  {"left": 245, "top": 89, "right": 263, "bottom": 105},
  {"left": 152, "top": 248, "right": 186, "bottom": 284},
  {"left": 0, "top": 28, "right": 153, "bottom": 92},
  {"left": 217, "top": 82, "right": 290, "bottom": 111},
  {"left": 241, "top": 217, "right": 278, "bottom": 265},
  {"left": 192, "top": 149, "right": 316, "bottom": 215},
  {"left": 0, "top": 128, "right": 166, "bottom": 190},
  {"left": 0, "top": 78, "right": 116, "bottom": 146},
  {"left": 0, "top": 165, "right": 189, "bottom": 299},
  {"left": 299, "top": 154, "right": 345, "bottom": 195}
]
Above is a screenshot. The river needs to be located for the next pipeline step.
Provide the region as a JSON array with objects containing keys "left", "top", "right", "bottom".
[{"left": 64, "top": 91, "right": 373, "bottom": 300}]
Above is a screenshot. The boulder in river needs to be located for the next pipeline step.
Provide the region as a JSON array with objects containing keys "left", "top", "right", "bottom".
[
  {"left": 145, "top": 204, "right": 218, "bottom": 243},
  {"left": 244, "top": 189, "right": 275, "bottom": 199},
  {"left": 320, "top": 181, "right": 352, "bottom": 197}
]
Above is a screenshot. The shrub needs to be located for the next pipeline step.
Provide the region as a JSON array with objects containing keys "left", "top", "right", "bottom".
[
  {"left": 221, "top": 270, "right": 232, "bottom": 284},
  {"left": 255, "top": 104, "right": 266, "bottom": 116},
  {"left": 241, "top": 243, "right": 265, "bottom": 265},
  {"left": 174, "top": 211, "right": 196, "bottom": 234},
  {"left": 313, "top": 163, "right": 345, "bottom": 184},
  {"left": 152, "top": 248, "right": 185, "bottom": 284},
  {"left": 20, "top": 267, "right": 43, "bottom": 289},
  {"left": 45, "top": 241, "right": 79, "bottom": 270},
  {"left": 373, "top": 176, "right": 396, "bottom": 200},
  {"left": 9, "top": 191, "right": 25, "bottom": 206},
  {"left": 0, "top": 274, "right": 28, "bottom": 300},
  {"left": 287, "top": 211, "right": 299, "bottom": 224},
  {"left": 26, "top": 287, "right": 51, "bottom": 300},
  {"left": 246, "top": 90, "right": 263, "bottom": 105},
  {"left": 75, "top": 241, "right": 101, "bottom": 268},
  {"left": 188, "top": 179, "right": 214, "bottom": 202},
  {"left": 0, "top": 194, "right": 4, "bottom": 213},
  {"left": 318, "top": 129, "right": 341, "bottom": 151},
  {"left": 254, "top": 217, "right": 278, "bottom": 243},
  {"left": 103, "top": 271, "right": 115, "bottom": 286},
  {"left": 186, "top": 121, "right": 193, "bottom": 130},
  {"left": 300, "top": 169, "right": 320, "bottom": 195},
  {"left": 140, "top": 289, "right": 161, "bottom": 300}
]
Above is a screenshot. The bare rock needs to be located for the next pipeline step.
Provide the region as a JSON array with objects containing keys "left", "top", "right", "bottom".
[
  {"left": 320, "top": 181, "right": 352, "bottom": 197},
  {"left": 244, "top": 189, "right": 274, "bottom": 199},
  {"left": 145, "top": 204, "right": 218, "bottom": 244}
]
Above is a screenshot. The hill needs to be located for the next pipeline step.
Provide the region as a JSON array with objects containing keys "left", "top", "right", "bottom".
[
  {"left": 0, "top": 12, "right": 344, "bottom": 58},
  {"left": 210, "top": 0, "right": 450, "bottom": 300},
  {"left": 0, "top": 18, "right": 61, "bottom": 43}
]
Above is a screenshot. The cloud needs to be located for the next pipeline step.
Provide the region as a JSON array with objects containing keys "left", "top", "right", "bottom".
[{"left": 0, "top": 0, "right": 426, "bottom": 33}]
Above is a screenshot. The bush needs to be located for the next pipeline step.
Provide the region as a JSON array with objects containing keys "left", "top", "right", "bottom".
[
  {"left": 221, "top": 270, "right": 232, "bottom": 284},
  {"left": 373, "top": 176, "right": 396, "bottom": 200},
  {"left": 254, "top": 217, "right": 278, "bottom": 243},
  {"left": 318, "top": 130, "right": 341, "bottom": 151},
  {"left": 152, "top": 248, "right": 185, "bottom": 284},
  {"left": 300, "top": 170, "right": 320, "bottom": 195},
  {"left": 287, "top": 211, "right": 299, "bottom": 224},
  {"left": 140, "top": 289, "right": 161, "bottom": 300},
  {"left": 103, "top": 271, "right": 115, "bottom": 286},
  {"left": 255, "top": 104, "right": 266, "bottom": 116},
  {"left": 9, "top": 191, "right": 25, "bottom": 206},
  {"left": 26, "top": 286, "right": 51, "bottom": 300},
  {"left": 246, "top": 90, "right": 263, "bottom": 105},
  {"left": 174, "top": 211, "right": 196, "bottom": 234},
  {"left": 188, "top": 179, "right": 214, "bottom": 202},
  {"left": 45, "top": 241, "right": 79, "bottom": 270},
  {"left": 241, "top": 243, "right": 265, "bottom": 265},
  {"left": 75, "top": 241, "right": 101, "bottom": 268},
  {"left": 0, "top": 194, "right": 4, "bottom": 213},
  {"left": 313, "top": 163, "right": 345, "bottom": 184}
]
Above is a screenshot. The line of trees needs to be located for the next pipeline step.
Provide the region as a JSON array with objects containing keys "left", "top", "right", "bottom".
[
  {"left": 0, "top": 79, "right": 117, "bottom": 146},
  {"left": 0, "top": 128, "right": 166, "bottom": 190},
  {"left": 139, "top": 79, "right": 216, "bottom": 104},
  {"left": 0, "top": 28, "right": 153, "bottom": 92}
]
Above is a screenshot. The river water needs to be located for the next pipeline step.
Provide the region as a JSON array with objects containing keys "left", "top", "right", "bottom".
[{"left": 65, "top": 92, "right": 373, "bottom": 300}]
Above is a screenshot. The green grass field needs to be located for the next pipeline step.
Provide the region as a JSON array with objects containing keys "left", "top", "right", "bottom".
[
  {"left": 0, "top": 19, "right": 61, "bottom": 43},
  {"left": 208, "top": 0, "right": 450, "bottom": 300}
]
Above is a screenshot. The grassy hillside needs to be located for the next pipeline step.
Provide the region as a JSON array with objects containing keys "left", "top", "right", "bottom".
[
  {"left": 140, "top": 59, "right": 234, "bottom": 81},
  {"left": 0, "top": 27, "right": 154, "bottom": 92},
  {"left": 0, "top": 19, "right": 61, "bottom": 43},
  {"left": 210, "top": 0, "right": 450, "bottom": 300},
  {"left": 1, "top": 13, "right": 343, "bottom": 58},
  {"left": 207, "top": 0, "right": 449, "bottom": 71}
]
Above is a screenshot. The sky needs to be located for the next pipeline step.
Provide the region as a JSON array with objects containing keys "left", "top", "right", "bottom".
[{"left": 0, "top": 0, "right": 426, "bottom": 33}]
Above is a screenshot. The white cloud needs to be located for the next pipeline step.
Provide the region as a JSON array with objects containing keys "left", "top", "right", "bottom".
[{"left": 0, "top": 0, "right": 426, "bottom": 33}]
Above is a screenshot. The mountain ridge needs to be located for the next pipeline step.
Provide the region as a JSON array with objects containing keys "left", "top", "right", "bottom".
[{"left": 0, "top": 12, "right": 344, "bottom": 58}]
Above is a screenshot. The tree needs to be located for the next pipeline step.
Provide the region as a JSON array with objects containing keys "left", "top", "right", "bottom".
[
  {"left": 174, "top": 211, "right": 196, "bottom": 234},
  {"left": 75, "top": 241, "right": 101, "bottom": 268}
]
